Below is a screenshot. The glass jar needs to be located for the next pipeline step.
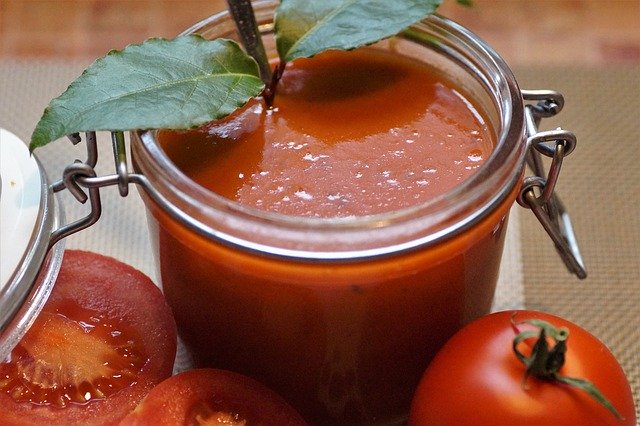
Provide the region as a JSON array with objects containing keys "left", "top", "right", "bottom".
[{"left": 131, "top": 1, "right": 525, "bottom": 424}]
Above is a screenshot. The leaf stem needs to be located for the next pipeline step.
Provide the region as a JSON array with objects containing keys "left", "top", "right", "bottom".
[{"left": 263, "top": 61, "right": 286, "bottom": 108}]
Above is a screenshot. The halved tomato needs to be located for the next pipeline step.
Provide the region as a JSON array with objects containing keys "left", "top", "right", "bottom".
[
  {"left": 120, "top": 368, "right": 307, "bottom": 425},
  {"left": 0, "top": 250, "right": 177, "bottom": 425}
]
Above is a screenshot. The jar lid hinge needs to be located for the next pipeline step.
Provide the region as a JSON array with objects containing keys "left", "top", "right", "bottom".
[{"left": 517, "top": 89, "right": 587, "bottom": 279}]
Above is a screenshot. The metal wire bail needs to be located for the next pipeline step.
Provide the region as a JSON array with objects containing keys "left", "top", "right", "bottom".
[
  {"left": 518, "top": 90, "right": 587, "bottom": 279},
  {"left": 48, "top": 131, "right": 133, "bottom": 248}
]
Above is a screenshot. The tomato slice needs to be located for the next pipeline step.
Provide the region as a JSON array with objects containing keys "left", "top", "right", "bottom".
[
  {"left": 0, "top": 250, "right": 177, "bottom": 425},
  {"left": 120, "top": 368, "right": 307, "bottom": 425}
]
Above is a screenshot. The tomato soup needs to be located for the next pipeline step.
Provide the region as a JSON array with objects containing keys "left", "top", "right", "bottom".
[
  {"left": 160, "top": 49, "right": 493, "bottom": 217},
  {"left": 135, "top": 38, "right": 522, "bottom": 425}
]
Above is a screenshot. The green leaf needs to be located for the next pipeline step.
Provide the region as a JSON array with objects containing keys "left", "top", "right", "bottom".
[
  {"left": 275, "top": 0, "right": 442, "bottom": 62},
  {"left": 30, "top": 35, "right": 264, "bottom": 150}
]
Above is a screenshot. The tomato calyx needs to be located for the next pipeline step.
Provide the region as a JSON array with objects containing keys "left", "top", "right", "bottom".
[{"left": 511, "top": 315, "right": 624, "bottom": 420}]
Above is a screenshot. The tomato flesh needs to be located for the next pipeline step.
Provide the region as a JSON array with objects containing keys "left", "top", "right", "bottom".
[
  {"left": 409, "top": 310, "right": 636, "bottom": 426},
  {"left": 0, "top": 250, "right": 177, "bottom": 425},
  {"left": 2, "top": 308, "right": 146, "bottom": 407},
  {"left": 120, "top": 368, "right": 307, "bottom": 425}
]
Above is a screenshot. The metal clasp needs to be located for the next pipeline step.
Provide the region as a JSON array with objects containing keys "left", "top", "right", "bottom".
[
  {"left": 48, "top": 130, "right": 197, "bottom": 251},
  {"left": 48, "top": 131, "right": 136, "bottom": 248},
  {"left": 518, "top": 90, "right": 587, "bottom": 279}
]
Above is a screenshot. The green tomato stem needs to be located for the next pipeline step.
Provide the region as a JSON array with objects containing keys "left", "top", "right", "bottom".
[{"left": 511, "top": 315, "right": 623, "bottom": 420}]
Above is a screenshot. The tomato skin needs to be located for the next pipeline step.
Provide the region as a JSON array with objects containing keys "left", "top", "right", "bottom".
[
  {"left": 409, "top": 310, "right": 636, "bottom": 426},
  {"left": 119, "top": 368, "right": 307, "bottom": 425},
  {"left": 0, "top": 250, "right": 177, "bottom": 426}
]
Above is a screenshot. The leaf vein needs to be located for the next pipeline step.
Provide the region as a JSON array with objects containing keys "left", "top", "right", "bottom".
[
  {"left": 286, "top": 0, "right": 359, "bottom": 58},
  {"left": 213, "top": 75, "right": 242, "bottom": 115}
]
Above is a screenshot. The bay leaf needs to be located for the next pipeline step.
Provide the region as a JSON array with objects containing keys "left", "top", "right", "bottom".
[
  {"left": 275, "top": 0, "right": 442, "bottom": 62},
  {"left": 30, "top": 35, "right": 264, "bottom": 150}
]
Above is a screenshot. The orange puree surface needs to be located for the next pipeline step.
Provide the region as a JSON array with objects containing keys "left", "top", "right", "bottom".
[{"left": 159, "top": 48, "right": 493, "bottom": 216}]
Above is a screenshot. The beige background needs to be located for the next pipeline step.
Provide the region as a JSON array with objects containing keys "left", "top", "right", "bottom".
[{"left": 2, "top": 0, "right": 639, "bottom": 66}]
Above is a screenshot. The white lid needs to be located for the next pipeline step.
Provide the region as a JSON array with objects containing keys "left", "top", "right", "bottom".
[
  {"left": 0, "top": 128, "right": 65, "bottom": 361},
  {"left": 0, "top": 128, "right": 42, "bottom": 288}
]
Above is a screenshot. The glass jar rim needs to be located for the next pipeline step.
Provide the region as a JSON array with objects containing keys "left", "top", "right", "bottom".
[{"left": 132, "top": 5, "right": 525, "bottom": 259}]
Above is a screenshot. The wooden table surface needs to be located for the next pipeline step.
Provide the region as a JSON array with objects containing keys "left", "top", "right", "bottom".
[{"left": 1, "top": 0, "right": 639, "bottom": 66}]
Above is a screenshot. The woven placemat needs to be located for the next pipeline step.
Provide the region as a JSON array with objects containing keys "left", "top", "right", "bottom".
[
  {"left": 1, "top": 60, "right": 637, "bottom": 420},
  {"left": 514, "top": 65, "right": 640, "bottom": 421}
]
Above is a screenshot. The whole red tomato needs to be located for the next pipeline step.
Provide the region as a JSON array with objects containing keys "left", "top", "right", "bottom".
[
  {"left": 0, "top": 250, "right": 177, "bottom": 425},
  {"left": 409, "top": 310, "right": 636, "bottom": 425}
]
